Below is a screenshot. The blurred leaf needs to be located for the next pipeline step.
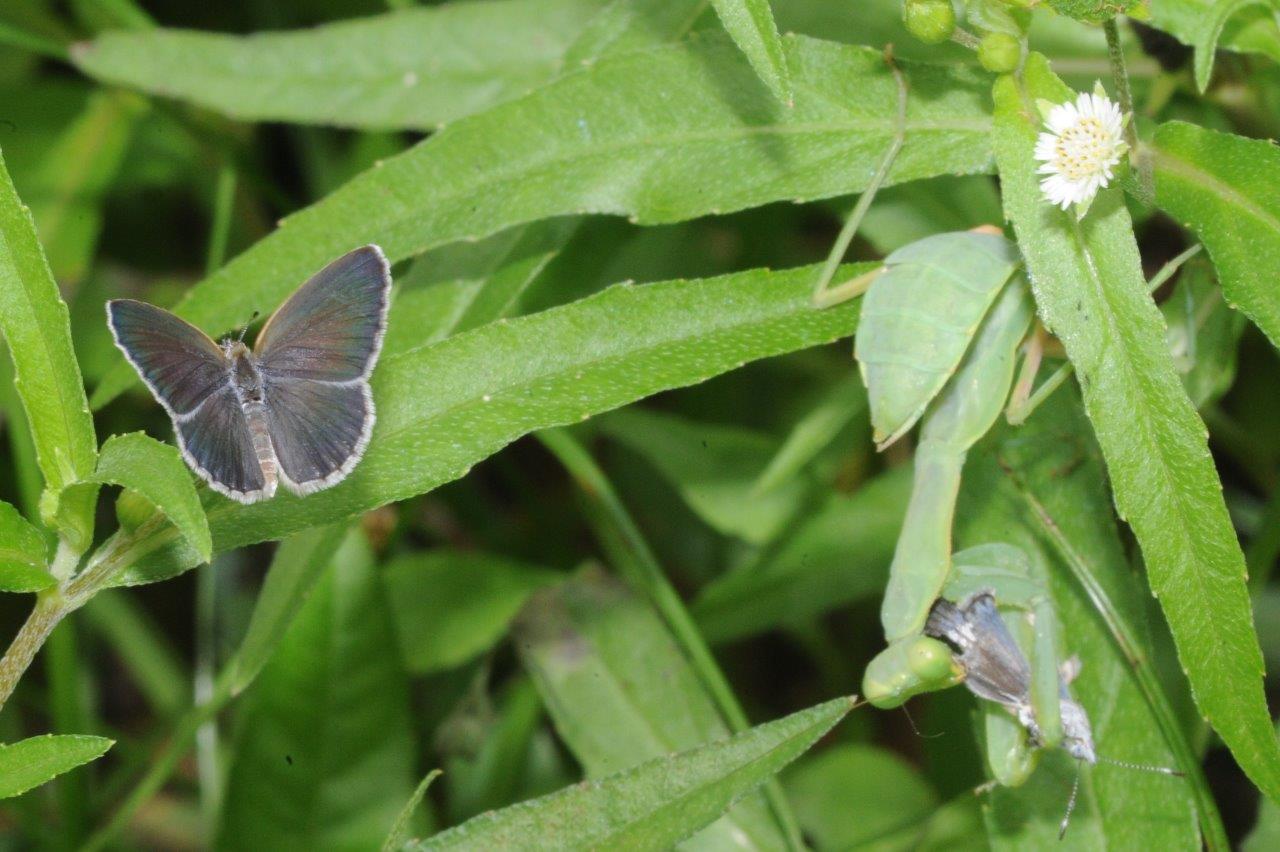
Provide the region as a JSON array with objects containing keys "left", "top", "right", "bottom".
[
  {"left": 444, "top": 678, "right": 546, "bottom": 822},
  {"left": 0, "top": 734, "right": 112, "bottom": 799},
  {"left": 694, "top": 465, "right": 909, "bottom": 642},
  {"left": 0, "top": 148, "right": 97, "bottom": 548},
  {"left": 82, "top": 591, "right": 187, "bottom": 716},
  {"left": 1149, "top": 0, "right": 1280, "bottom": 70},
  {"left": 385, "top": 551, "right": 558, "bottom": 674},
  {"left": 85, "top": 433, "right": 210, "bottom": 563},
  {"left": 1151, "top": 121, "right": 1280, "bottom": 353},
  {"left": 515, "top": 570, "right": 787, "bottom": 850},
  {"left": 709, "top": 0, "right": 791, "bottom": 104},
  {"left": 597, "top": 407, "right": 806, "bottom": 544},
  {"left": 24, "top": 90, "right": 145, "bottom": 283},
  {"left": 995, "top": 55, "right": 1280, "bottom": 807},
  {"left": 1247, "top": 724, "right": 1280, "bottom": 850},
  {"left": 0, "top": 498, "right": 52, "bottom": 592},
  {"left": 72, "top": 0, "right": 607, "bottom": 131},
  {"left": 383, "top": 770, "right": 442, "bottom": 852},
  {"left": 118, "top": 261, "right": 871, "bottom": 585},
  {"left": 91, "top": 35, "right": 993, "bottom": 408},
  {"left": 227, "top": 523, "right": 349, "bottom": 695},
  {"left": 784, "top": 743, "right": 937, "bottom": 849},
  {"left": 752, "top": 373, "right": 865, "bottom": 495},
  {"left": 217, "top": 531, "right": 416, "bottom": 850},
  {"left": 408, "top": 695, "right": 855, "bottom": 850},
  {"left": 1160, "top": 258, "right": 1246, "bottom": 408},
  {"left": 859, "top": 175, "right": 1003, "bottom": 254}
]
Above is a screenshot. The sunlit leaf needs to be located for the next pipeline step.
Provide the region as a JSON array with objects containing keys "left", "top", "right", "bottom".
[
  {"left": 709, "top": 0, "right": 792, "bottom": 104},
  {"left": 0, "top": 734, "right": 112, "bottom": 799},
  {"left": 0, "top": 498, "right": 52, "bottom": 592}
]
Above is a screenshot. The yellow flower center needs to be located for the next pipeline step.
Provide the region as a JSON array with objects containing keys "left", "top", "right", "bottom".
[{"left": 1053, "top": 117, "right": 1115, "bottom": 182}]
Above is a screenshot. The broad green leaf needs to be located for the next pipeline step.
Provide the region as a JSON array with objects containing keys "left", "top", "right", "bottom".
[
  {"left": 114, "top": 261, "right": 871, "bottom": 585},
  {"left": 0, "top": 734, "right": 112, "bottom": 799},
  {"left": 0, "top": 498, "right": 52, "bottom": 592},
  {"left": 385, "top": 550, "right": 559, "bottom": 674},
  {"left": 91, "top": 35, "right": 993, "bottom": 409},
  {"left": 71, "top": 0, "right": 607, "bottom": 131},
  {"left": 1150, "top": 121, "right": 1280, "bottom": 352},
  {"left": 954, "top": 393, "right": 1202, "bottom": 848},
  {"left": 693, "top": 465, "right": 910, "bottom": 642},
  {"left": 995, "top": 55, "right": 1280, "bottom": 806},
  {"left": 1149, "top": 0, "right": 1280, "bottom": 73},
  {"left": 752, "top": 373, "right": 866, "bottom": 495},
  {"left": 597, "top": 407, "right": 807, "bottom": 544},
  {"left": 217, "top": 532, "right": 416, "bottom": 850},
  {"left": 85, "top": 433, "right": 210, "bottom": 563},
  {"left": 21, "top": 90, "right": 144, "bottom": 282},
  {"left": 408, "top": 695, "right": 854, "bottom": 850},
  {"left": 515, "top": 570, "right": 787, "bottom": 850},
  {"left": 784, "top": 743, "right": 942, "bottom": 850},
  {"left": 709, "top": 0, "right": 792, "bottom": 104},
  {"left": 227, "top": 523, "right": 349, "bottom": 695},
  {"left": 383, "top": 770, "right": 442, "bottom": 852},
  {"left": 561, "top": 0, "right": 713, "bottom": 64},
  {"left": 0, "top": 147, "right": 97, "bottom": 548}
]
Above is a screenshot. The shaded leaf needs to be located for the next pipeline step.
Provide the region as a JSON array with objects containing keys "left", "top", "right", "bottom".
[
  {"left": 994, "top": 54, "right": 1280, "bottom": 805},
  {"left": 1159, "top": 256, "right": 1246, "bottom": 408},
  {"left": 709, "top": 0, "right": 792, "bottom": 104},
  {"left": 1149, "top": 0, "right": 1280, "bottom": 76},
  {"left": 1150, "top": 121, "right": 1280, "bottom": 352},
  {"left": 91, "top": 35, "right": 993, "bottom": 408},
  {"left": 752, "top": 373, "right": 866, "bottom": 495},
  {"left": 0, "top": 734, "right": 112, "bottom": 799},
  {"left": 407, "top": 695, "right": 855, "bottom": 850},
  {"left": 0, "top": 498, "right": 52, "bottom": 592},
  {"left": 72, "top": 0, "right": 607, "bottom": 131},
  {"left": 385, "top": 550, "right": 559, "bottom": 674},
  {"left": 0, "top": 148, "right": 97, "bottom": 547},
  {"left": 217, "top": 531, "right": 416, "bottom": 850},
  {"left": 515, "top": 570, "right": 787, "bottom": 850}
]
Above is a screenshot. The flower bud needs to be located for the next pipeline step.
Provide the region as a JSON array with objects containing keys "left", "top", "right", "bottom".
[
  {"left": 903, "top": 0, "right": 956, "bottom": 45},
  {"left": 978, "top": 32, "right": 1021, "bottom": 72}
]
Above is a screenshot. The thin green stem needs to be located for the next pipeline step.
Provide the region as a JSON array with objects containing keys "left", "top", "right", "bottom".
[
  {"left": 205, "top": 167, "right": 238, "bottom": 276},
  {"left": 1104, "top": 18, "right": 1150, "bottom": 202},
  {"left": 48, "top": 619, "right": 92, "bottom": 847},
  {"left": 0, "top": 594, "right": 71, "bottom": 713},
  {"left": 1002, "top": 466, "right": 1230, "bottom": 852},
  {"left": 537, "top": 428, "right": 808, "bottom": 851},
  {"left": 812, "top": 52, "right": 907, "bottom": 309}
]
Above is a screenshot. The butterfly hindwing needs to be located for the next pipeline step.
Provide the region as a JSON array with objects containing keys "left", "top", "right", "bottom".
[
  {"left": 264, "top": 378, "right": 371, "bottom": 494},
  {"left": 175, "top": 386, "right": 269, "bottom": 501}
]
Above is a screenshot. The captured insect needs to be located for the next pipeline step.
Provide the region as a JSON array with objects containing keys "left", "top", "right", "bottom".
[{"left": 108, "top": 245, "right": 391, "bottom": 504}]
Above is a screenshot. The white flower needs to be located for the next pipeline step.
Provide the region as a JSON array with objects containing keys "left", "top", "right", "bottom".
[{"left": 1033, "top": 86, "right": 1128, "bottom": 214}]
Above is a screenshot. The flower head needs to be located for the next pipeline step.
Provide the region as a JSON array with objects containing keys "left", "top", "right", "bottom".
[{"left": 1033, "top": 85, "right": 1127, "bottom": 216}]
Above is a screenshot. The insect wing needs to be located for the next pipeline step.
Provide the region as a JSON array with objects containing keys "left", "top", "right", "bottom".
[
  {"left": 926, "top": 592, "right": 1031, "bottom": 709},
  {"left": 107, "top": 300, "right": 269, "bottom": 501},
  {"left": 254, "top": 245, "right": 390, "bottom": 381},
  {"left": 254, "top": 245, "right": 391, "bottom": 494}
]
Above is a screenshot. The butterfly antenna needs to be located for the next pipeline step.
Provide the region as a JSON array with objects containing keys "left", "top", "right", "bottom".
[
  {"left": 900, "top": 703, "right": 944, "bottom": 739},
  {"left": 1097, "top": 756, "right": 1184, "bottom": 777},
  {"left": 1058, "top": 762, "right": 1081, "bottom": 840},
  {"left": 237, "top": 310, "right": 260, "bottom": 344}
]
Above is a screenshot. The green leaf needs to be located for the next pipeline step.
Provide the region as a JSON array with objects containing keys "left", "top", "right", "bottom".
[
  {"left": 385, "top": 550, "right": 559, "bottom": 674},
  {"left": 0, "top": 147, "right": 97, "bottom": 547},
  {"left": 217, "top": 531, "right": 416, "bottom": 849},
  {"left": 407, "top": 695, "right": 855, "bottom": 850},
  {"left": 0, "top": 498, "right": 52, "bottom": 592},
  {"left": 515, "top": 570, "right": 787, "bottom": 850},
  {"left": 1149, "top": 0, "right": 1280, "bottom": 79},
  {"left": 1150, "top": 121, "right": 1280, "bottom": 353},
  {"left": 227, "top": 523, "right": 349, "bottom": 695},
  {"left": 561, "top": 0, "right": 713, "bottom": 65},
  {"left": 693, "top": 465, "right": 910, "bottom": 643},
  {"left": 751, "top": 374, "right": 866, "bottom": 496},
  {"left": 119, "top": 261, "right": 871, "bottom": 585},
  {"left": 597, "top": 407, "right": 806, "bottom": 544},
  {"left": 784, "top": 743, "right": 943, "bottom": 850},
  {"left": 86, "top": 433, "right": 210, "bottom": 563},
  {"left": 994, "top": 55, "right": 1280, "bottom": 806},
  {"left": 1159, "top": 256, "right": 1246, "bottom": 408},
  {"left": 0, "top": 734, "right": 112, "bottom": 799},
  {"left": 955, "top": 393, "right": 1204, "bottom": 848},
  {"left": 71, "top": 0, "right": 607, "bottom": 131},
  {"left": 709, "top": 0, "right": 792, "bottom": 104},
  {"left": 383, "top": 770, "right": 442, "bottom": 852},
  {"left": 91, "top": 35, "right": 993, "bottom": 409}
]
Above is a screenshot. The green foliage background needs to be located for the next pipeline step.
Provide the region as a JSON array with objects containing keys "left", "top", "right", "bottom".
[{"left": 1, "top": 0, "right": 1279, "bottom": 848}]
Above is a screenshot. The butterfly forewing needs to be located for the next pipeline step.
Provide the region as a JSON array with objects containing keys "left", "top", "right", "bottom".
[
  {"left": 926, "top": 592, "right": 1032, "bottom": 708},
  {"left": 254, "top": 245, "right": 390, "bottom": 494},
  {"left": 106, "top": 300, "right": 228, "bottom": 416}
]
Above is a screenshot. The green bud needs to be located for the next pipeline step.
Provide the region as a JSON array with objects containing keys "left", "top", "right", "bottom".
[
  {"left": 978, "top": 32, "right": 1021, "bottom": 73},
  {"left": 903, "top": 0, "right": 957, "bottom": 45}
]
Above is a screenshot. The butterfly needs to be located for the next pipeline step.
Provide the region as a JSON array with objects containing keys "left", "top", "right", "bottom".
[{"left": 107, "top": 245, "right": 392, "bottom": 504}]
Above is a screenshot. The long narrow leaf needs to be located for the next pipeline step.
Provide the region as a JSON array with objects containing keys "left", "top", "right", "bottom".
[
  {"left": 0, "top": 735, "right": 112, "bottom": 799},
  {"left": 709, "top": 0, "right": 792, "bottom": 104}
]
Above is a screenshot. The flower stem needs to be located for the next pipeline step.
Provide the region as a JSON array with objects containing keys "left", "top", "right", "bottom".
[
  {"left": 1103, "top": 17, "right": 1153, "bottom": 201},
  {"left": 0, "top": 593, "right": 70, "bottom": 712}
]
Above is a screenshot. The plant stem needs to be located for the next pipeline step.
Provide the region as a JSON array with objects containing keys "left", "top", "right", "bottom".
[
  {"left": 1103, "top": 18, "right": 1151, "bottom": 201},
  {"left": 205, "top": 166, "right": 237, "bottom": 276},
  {"left": 0, "top": 594, "right": 70, "bottom": 712},
  {"left": 537, "top": 428, "right": 808, "bottom": 852},
  {"left": 1004, "top": 467, "right": 1230, "bottom": 852}
]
